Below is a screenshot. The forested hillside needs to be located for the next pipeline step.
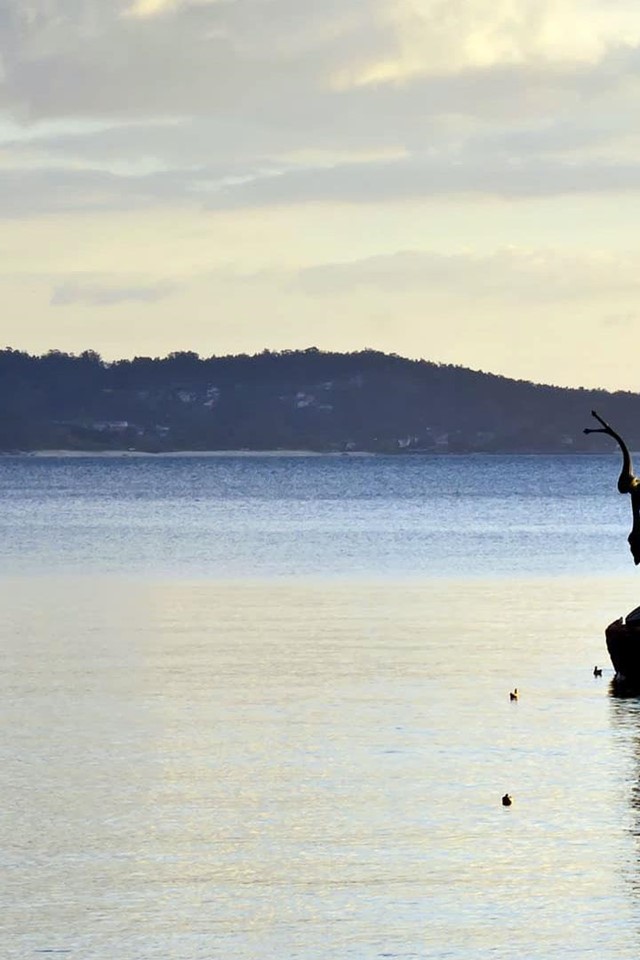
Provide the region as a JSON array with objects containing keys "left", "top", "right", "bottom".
[{"left": 0, "top": 347, "right": 637, "bottom": 453}]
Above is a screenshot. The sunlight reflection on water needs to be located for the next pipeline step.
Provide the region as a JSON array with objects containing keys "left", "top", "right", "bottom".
[{"left": 3, "top": 576, "right": 640, "bottom": 958}]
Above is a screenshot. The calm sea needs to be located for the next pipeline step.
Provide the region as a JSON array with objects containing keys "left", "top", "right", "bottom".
[{"left": 2, "top": 454, "right": 640, "bottom": 958}]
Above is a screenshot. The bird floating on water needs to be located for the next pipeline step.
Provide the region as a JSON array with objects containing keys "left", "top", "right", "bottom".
[
  {"left": 502, "top": 793, "right": 513, "bottom": 806},
  {"left": 510, "top": 689, "right": 519, "bottom": 701},
  {"left": 593, "top": 666, "right": 603, "bottom": 677}
]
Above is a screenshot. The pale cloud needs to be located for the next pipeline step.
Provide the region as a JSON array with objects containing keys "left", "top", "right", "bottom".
[
  {"left": 0, "top": 0, "right": 639, "bottom": 215},
  {"left": 29, "top": 242, "right": 640, "bottom": 309},
  {"left": 207, "top": 154, "right": 640, "bottom": 208},
  {"left": 124, "top": 0, "right": 241, "bottom": 20},
  {"left": 50, "top": 278, "right": 179, "bottom": 306},
  {"left": 124, "top": 0, "right": 181, "bottom": 18},
  {"left": 0, "top": 0, "right": 637, "bottom": 127},
  {"left": 347, "top": 0, "right": 640, "bottom": 87},
  {"left": 0, "top": 166, "right": 199, "bottom": 217},
  {"left": 294, "top": 248, "right": 640, "bottom": 302},
  {"left": 2, "top": 0, "right": 640, "bottom": 388}
]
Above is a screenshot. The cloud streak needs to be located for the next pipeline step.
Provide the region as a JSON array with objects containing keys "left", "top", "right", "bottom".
[
  {"left": 51, "top": 278, "right": 179, "bottom": 306},
  {"left": 294, "top": 247, "right": 640, "bottom": 301},
  {"left": 208, "top": 155, "right": 640, "bottom": 208}
]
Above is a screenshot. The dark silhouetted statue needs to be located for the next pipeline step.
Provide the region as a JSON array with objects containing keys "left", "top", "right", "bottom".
[{"left": 584, "top": 410, "right": 640, "bottom": 565}]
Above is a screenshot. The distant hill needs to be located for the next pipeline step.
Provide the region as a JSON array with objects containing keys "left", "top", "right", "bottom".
[{"left": 1, "top": 346, "right": 638, "bottom": 453}]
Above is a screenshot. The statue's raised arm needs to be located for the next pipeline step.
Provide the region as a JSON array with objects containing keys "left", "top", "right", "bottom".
[{"left": 584, "top": 409, "right": 640, "bottom": 564}]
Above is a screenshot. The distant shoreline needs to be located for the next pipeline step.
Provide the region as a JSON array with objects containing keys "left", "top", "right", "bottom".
[
  {"left": 15, "top": 449, "right": 377, "bottom": 458},
  {"left": 1, "top": 448, "right": 624, "bottom": 458}
]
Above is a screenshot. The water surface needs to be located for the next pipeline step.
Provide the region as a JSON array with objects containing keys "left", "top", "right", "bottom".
[
  {"left": 2, "top": 455, "right": 640, "bottom": 958},
  {"left": 0, "top": 453, "right": 634, "bottom": 578}
]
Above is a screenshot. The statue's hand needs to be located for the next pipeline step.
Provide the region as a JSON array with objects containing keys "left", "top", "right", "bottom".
[{"left": 584, "top": 410, "right": 614, "bottom": 436}]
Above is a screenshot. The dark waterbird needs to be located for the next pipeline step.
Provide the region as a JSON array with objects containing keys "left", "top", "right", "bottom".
[{"left": 502, "top": 793, "right": 513, "bottom": 806}]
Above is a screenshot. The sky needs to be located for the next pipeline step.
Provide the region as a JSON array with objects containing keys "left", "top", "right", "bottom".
[{"left": 3, "top": 1, "right": 640, "bottom": 389}]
